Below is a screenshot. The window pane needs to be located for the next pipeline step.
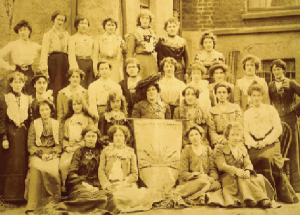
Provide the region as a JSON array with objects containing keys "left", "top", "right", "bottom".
[{"left": 249, "top": 0, "right": 300, "bottom": 8}]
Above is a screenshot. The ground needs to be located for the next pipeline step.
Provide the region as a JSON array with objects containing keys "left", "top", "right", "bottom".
[{"left": 1, "top": 194, "right": 300, "bottom": 215}]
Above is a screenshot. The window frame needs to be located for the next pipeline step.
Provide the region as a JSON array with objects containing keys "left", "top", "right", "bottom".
[{"left": 247, "top": 0, "right": 300, "bottom": 12}]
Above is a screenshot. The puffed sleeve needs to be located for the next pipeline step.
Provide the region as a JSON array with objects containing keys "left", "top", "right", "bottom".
[
  {"left": 165, "top": 104, "right": 171, "bottom": 119},
  {"left": 27, "top": 122, "right": 39, "bottom": 156},
  {"left": 39, "top": 32, "right": 51, "bottom": 71},
  {"left": 126, "top": 34, "right": 136, "bottom": 59},
  {"left": 214, "top": 144, "right": 237, "bottom": 177},
  {"left": 0, "top": 42, "right": 15, "bottom": 71},
  {"left": 208, "top": 147, "right": 219, "bottom": 180},
  {"left": 98, "top": 149, "right": 110, "bottom": 189},
  {"left": 179, "top": 147, "right": 193, "bottom": 181},
  {"left": 132, "top": 102, "right": 142, "bottom": 118},
  {"left": 125, "top": 150, "right": 138, "bottom": 184},
  {"left": 68, "top": 35, "right": 79, "bottom": 69}
]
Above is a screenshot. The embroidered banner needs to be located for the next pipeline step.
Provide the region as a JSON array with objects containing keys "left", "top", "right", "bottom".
[{"left": 133, "top": 119, "right": 182, "bottom": 191}]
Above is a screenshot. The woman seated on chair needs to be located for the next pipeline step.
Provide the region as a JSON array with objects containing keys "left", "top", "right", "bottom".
[{"left": 244, "top": 83, "right": 298, "bottom": 203}]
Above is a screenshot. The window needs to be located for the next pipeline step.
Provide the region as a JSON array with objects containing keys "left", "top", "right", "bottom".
[
  {"left": 257, "top": 58, "right": 295, "bottom": 84},
  {"left": 140, "top": 0, "right": 150, "bottom": 8},
  {"left": 248, "top": 0, "right": 300, "bottom": 11}
]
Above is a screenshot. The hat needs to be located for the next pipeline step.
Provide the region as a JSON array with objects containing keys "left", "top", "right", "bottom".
[
  {"left": 135, "top": 73, "right": 161, "bottom": 101},
  {"left": 209, "top": 61, "right": 228, "bottom": 77},
  {"left": 31, "top": 71, "right": 50, "bottom": 86}
]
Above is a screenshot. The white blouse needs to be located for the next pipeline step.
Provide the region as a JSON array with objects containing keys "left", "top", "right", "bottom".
[{"left": 159, "top": 77, "right": 186, "bottom": 106}]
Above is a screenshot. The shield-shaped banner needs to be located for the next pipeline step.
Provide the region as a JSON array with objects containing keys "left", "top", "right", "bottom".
[{"left": 133, "top": 119, "right": 182, "bottom": 192}]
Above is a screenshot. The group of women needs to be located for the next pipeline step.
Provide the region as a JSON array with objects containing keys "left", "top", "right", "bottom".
[{"left": 0, "top": 8, "right": 300, "bottom": 214}]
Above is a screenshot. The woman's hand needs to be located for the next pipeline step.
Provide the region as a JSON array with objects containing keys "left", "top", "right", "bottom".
[
  {"left": 243, "top": 170, "right": 250, "bottom": 179},
  {"left": 2, "top": 140, "right": 9, "bottom": 149},
  {"left": 42, "top": 154, "right": 48, "bottom": 161},
  {"left": 256, "top": 141, "right": 266, "bottom": 149},
  {"left": 65, "top": 146, "right": 73, "bottom": 153},
  {"left": 236, "top": 169, "right": 245, "bottom": 178}
]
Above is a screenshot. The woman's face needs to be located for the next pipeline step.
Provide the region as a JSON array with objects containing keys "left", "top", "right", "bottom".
[
  {"left": 214, "top": 68, "right": 225, "bottom": 83},
  {"left": 10, "top": 77, "right": 25, "bottom": 93},
  {"left": 73, "top": 100, "right": 83, "bottom": 114},
  {"left": 191, "top": 69, "right": 202, "bottom": 83},
  {"left": 85, "top": 131, "right": 97, "bottom": 148},
  {"left": 110, "top": 98, "right": 121, "bottom": 112},
  {"left": 245, "top": 60, "right": 256, "bottom": 77},
  {"left": 250, "top": 90, "right": 263, "bottom": 107},
  {"left": 166, "top": 22, "right": 178, "bottom": 36},
  {"left": 99, "top": 63, "right": 111, "bottom": 79},
  {"left": 163, "top": 62, "right": 175, "bottom": 78},
  {"left": 77, "top": 19, "right": 89, "bottom": 34},
  {"left": 18, "top": 26, "right": 30, "bottom": 40},
  {"left": 228, "top": 128, "right": 242, "bottom": 147},
  {"left": 189, "top": 129, "right": 201, "bottom": 146},
  {"left": 34, "top": 77, "right": 48, "bottom": 94},
  {"left": 54, "top": 14, "right": 66, "bottom": 29},
  {"left": 69, "top": 71, "right": 81, "bottom": 87},
  {"left": 140, "top": 15, "right": 150, "bottom": 28},
  {"left": 147, "top": 85, "right": 158, "bottom": 101},
  {"left": 105, "top": 21, "right": 117, "bottom": 35},
  {"left": 216, "top": 86, "right": 228, "bottom": 102},
  {"left": 185, "top": 88, "right": 197, "bottom": 105},
  {"left": 202, "top": 38, "right": 214, "bottom": 52},
  {"left": 39, "top": 103, "right": 51, "bottom": 119},
  {"left": 126, "top": 63, "right": 139, "bottom": 77},
  {"left": 272, "top": 65, "right": 285, "bottom": 80},
  {"left": 113, "top": 129, "right": 125, "bottom": 148}
]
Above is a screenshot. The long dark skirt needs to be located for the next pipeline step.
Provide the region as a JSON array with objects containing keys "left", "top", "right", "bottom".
[
  {"left": 281, "top": 112, "right": 300, "bottom": 192},
  {"left": 48, "top": 52, "right": 69, "bottom": 100},
  {"left": 0, "top": 121, "right": 28, "bottom": 201},
  {"left": 77, "top": 58, "right": 96, "bottom": 89},
  {"left": 15, "top": 65, "right": 35, "bottom": 96},
  {"left": 135, "top": 53, "right": 158, "bottom": 79}
]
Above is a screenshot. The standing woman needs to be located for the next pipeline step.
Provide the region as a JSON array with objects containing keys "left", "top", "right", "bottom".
[
  {"left": 268, "top": 59, "right": 300, "bottom": 192},
  {"left": 93, "top": 18, "right": 126, "bottom": 83},
  {"left": 127, "top": 10, "right": 158, "bottom": 79},
  {"left": 39, "top": 11, "right": 70, "bottom": 100},
  {"left": 68, "top": 15, "right": 94, "bottom": 89},
  {"left": 155, "top": 17, "right": 189, "bottom": 81},
  {"left": 0, "top": 71, "right": 30, "bottom": 201},
  {"left": 0, "top": 20, "right": 41, "bottom": 95}
]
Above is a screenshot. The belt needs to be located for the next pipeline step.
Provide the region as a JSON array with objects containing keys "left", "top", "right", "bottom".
[
  {"left": 250, "top": 128, "right": 273, "bottom": 141},
  {"left": 76, "top": 56, "right": 91, "bottom": 60},
  {"left": 16, "top": 64, "right": 32, "bottom": 72},
  {"left": 97, "top": 104, "right": 106, "bottom": 107},
  {"left": 50, "top": 51, "right": 67, "bottom": 55}
]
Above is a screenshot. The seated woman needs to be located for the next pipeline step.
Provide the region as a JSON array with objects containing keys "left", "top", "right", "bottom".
[
  {"left": 119, "top": 58, "right": 141, "bottom": 117},
  {"left": 244, "top": 83, "right": 298, "bottom": 203},
  {"left": 132, "top": 73, "right": 171, "bottom": 119},
  {"left": 173, "top": 86, "right": 208, "bottom": 147},
  {"left": 25, "top": 99, "right": 62, "bottom": 214},
  {"left": 99, "top": 91, "right": 133, "bottom": 148},
  {"left": 209, "top": 83, "right": 242, "bottom": 148},
  {"left": 159, "top": 57, "right": 186, "bottom": 118},
  {"left": 174, "top": 126, "right": 220, "bottom": 205},
  {"left": 214, "top": 122, "right": 273, "bottom": 208},
  {"left": 59, "top": 93, "right": 96, "bottom": 192}
]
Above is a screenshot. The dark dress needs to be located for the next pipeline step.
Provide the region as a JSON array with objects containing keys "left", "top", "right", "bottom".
[
  {"left": 119, "top": 79, "right": 139, "bottom": 117},
  {"left": 269, "top": 78, "right": 300, "bottom": 192},
  {"left": 0, "top": 93, "right": 30, "bottom": 201}
]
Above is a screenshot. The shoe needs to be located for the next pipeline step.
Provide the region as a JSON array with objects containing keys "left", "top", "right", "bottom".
[
  {"left": 245, "top": 199, "right": 256, "bottom": 207},
  {"left": 259, "top": 199, "right": 271, "bottom": 208}
]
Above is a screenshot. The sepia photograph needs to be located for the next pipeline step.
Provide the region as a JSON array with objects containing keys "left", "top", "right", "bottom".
[{"left": 0, "top": 0, "right": 300, "bottom": 214}]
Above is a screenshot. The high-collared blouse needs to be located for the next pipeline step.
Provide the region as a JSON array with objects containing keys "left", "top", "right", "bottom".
[
  {"left": 127, "top": 27, "right": 157, "bottom": 57},
  {"left": 234, "top": 75, "right": 270, "bottom": 112},
  {"left": 98, "top": 144, "right": 138, "bottom": 189},
  {"left": 269, "top": 77, "right": 300, "bottom": 117},
  {"left": 209, "top": 102, "right": 243, "bottom": 146},
  {"left": 68, "top": 33, "right": 94, "bottom": 69},
  {"left": 132, "top": 99, "right": 171, "bottom": 119},
  {"left": 244, "top": 104, "right": 282, "bottom": 149},
  {"left": 159, "top": 77, "right": 186, "bottom": 106},
  {"left": 208, "top": 81, "right": 235, "bottom": 106},
  {"left": 179, "top": 144, "right": 219, "bottom": 181},
  {"left": 88, "top": 78, "right": 122, "bottom": 116},
  {"left": 39, "top": 27, "right": 70, "bottom": 70},
  {"left": 214, "top": 143, "right": 253, "bottom": 178},
  {"left": 0, "top": 39, "right": 41, "bottom": 70}
]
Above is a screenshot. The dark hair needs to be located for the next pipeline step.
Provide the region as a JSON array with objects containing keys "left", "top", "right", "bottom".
[
  {"left": 107, "top": 125, "right": 130, "bottom": 143},
  {"left": 36, "top": 99, "right": 55, "bottom": 118},
  {"left": 184, "top": 125, "right": 204, "bottom": 141},
  {"left": 164, "top": 17, "right": 179, "bottom": 31},
  {"left": 214, "top": 83, "right": 231, "bottom": 94},
  {"left": 188, "top": 61, "right": 206, "bottom": 76},
  {"left": 64, "top": 93, "right": 96, "bottom": 121},
  {"left": 51, "top": 11, "right": 67, "bottom": 22},
  {"left": 106, "top": 91, "right": 128, "bottom": 116},
  {"left": 270, "top": 59, "right": 287, "bottom": 73},
  {"left": 200, "top": 31, "right": 216, "bottom": 49},
  {"left": 160, "top": 57, "right": 178, "bottom": 75},
  {"left": 224, "top": 121, "right": 243, "bottom": 140},
  {"left": 66, "top": 69, "right": 85, "bottom": 81},
  {"left": 182, "top": 86, "right": 200, "bottom": 99},
  {"left": 124, "top": 58, "right": 141, "bottom": 76},
  {"left": 74, "top": 16, "right": 89, "bottom": 30},
  {"left": 247, "top": 83, "right": 265, "bottom": 96},
  {"left": 102, "top": 18, "right": 118, "bottom": 30},
  {"left": 97, "top": 61, "right": 112, "bottom": 71},
  {"left": 8, "top": 71, "right": 26, "bottom": 84},
  {"left": 82, "top": 125, "right": 102, "bottom": 149},
  {"left": 137, "top": 10, "right": 154, "bottom": 26},
  {"left": 143, "top": 83, "right": 160, "bottom": 100},
  {"left": 14, "top": 20, "right": 32, "bottom": 38},
  {"left": 242, "top": 54, "right": 260, "bottom": 71}
]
